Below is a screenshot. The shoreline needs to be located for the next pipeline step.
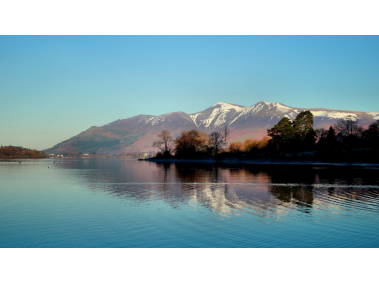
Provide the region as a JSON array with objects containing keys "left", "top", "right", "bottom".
[
  {"left": 0, "top": 157, "right": 48, "bottom": 160},
  {"left": 139, "top": 157, "right": 379, "bottom": 166},
  {"left": 2, "top": 157, "right": 378, "bottom": 167}
]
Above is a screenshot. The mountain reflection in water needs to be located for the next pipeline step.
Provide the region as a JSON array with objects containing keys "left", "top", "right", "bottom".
[
  {"left": 68, "top": 160, "right": 379, "bottom": 220},
  {"left": 2, "top": 159, "right": 379, "bottom": 248}
]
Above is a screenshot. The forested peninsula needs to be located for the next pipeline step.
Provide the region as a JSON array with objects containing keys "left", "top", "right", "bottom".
[
  {"left": 0, "top": 146, "right": 48, "bottom": 159},
  {"left": 146, "top": 110, "right": 379, "bottom": 164}
]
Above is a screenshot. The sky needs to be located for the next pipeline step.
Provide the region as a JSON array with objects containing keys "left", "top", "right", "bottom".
[{"left": 1, "top": 35, "right": 379, "bottom": 150}]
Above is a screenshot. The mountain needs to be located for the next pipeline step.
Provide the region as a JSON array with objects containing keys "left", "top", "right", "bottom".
[{"left": 44, "top": 101, "right": 379, "bottom": 154}]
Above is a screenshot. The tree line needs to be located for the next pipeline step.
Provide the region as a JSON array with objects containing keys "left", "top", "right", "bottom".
[
  {"left": 0, "top": 146, "right": 48, "bottom": 159},
  {"left": 226, "top": 136, "right": 271, "bottom": 157},
  {"left": 153, "top": 110, "right": 379, "bottom": 162},
  {"left": 153, "top": 127, "right": 230, "bottom": 159},
  {"left": 265, "top": 111, "right": 379, "bottom": 160}
]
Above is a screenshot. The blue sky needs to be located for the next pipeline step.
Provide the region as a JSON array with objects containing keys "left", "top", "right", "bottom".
[{"left": 1, "top": 36, "right": 379, "bottom": 150}]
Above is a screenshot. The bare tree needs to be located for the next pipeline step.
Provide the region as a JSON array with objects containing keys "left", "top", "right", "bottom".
[
  {"left": 152, "top": 130, "right": 175, "bottom": 154},
  {"left": 334, "top": 116, "right": 363, "bottom": 137},
  {"left": 208, "top": 126, "right": 230, "bottom": 155}
]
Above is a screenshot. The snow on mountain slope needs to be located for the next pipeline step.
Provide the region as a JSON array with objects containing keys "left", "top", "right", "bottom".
[
  {"left": 211, "top": 102, "right": 246, "bottom": 112},
  {"left": 190, "top": 102, "right": 246, "bottom": 129},
  {"left": 370, "top": 112, "right": 379, "bottom": 120},
  {"left": 231, "top": 101, "right": 371, "bottom": 124},
  {"left": 310, "top": 110, "right": 359, "bottom": 120},
  {"left": 46, "top": 100, "right": 378, "bottom": 154},
  {"left": 189, "top": 113, "right": 201, "bottom": 127},
  {"left": 230, "top": 101, "right": 299, "bottom": 125}
]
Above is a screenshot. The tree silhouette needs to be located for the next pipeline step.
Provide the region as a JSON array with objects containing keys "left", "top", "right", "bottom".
[
  {"left": 228, "top": 142, "right": 242, "bottom": 154},
  {"left": 208, "top": 126, "right": 230, "bottom": 155},
  {"left": 293, "top": 110, "right": 314, "bottom": 141},
  {"left": 175, "top": 130, "right": 208, "bottom": 158},
  {"left": 152, "top": 130, "right": 175, "bottom": 156},
  {"left": 267, "top": 117, "right": 296, "bottom": 142},
  {"left": 362, "top": 120, "right": 379, "bottom": 149},
  {"left": 334, "top": 116, "right": 363, "bottom": 149},
  {"left": 267, "top": 117, "right": 296, "bottom": 152},
  {"left": 325, "top": 126, "right": 338, "bottom": 149},
  {"left": 335, "top": 115, "right": 362, "bottom": 137}
]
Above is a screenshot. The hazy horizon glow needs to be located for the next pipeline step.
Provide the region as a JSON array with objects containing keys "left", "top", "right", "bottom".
[{"left": 1, "top": 36, "right": 379, "bottom": 150}]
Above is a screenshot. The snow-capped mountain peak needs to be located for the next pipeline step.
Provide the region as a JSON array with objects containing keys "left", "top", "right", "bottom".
[
  {"left": 47, "top": 100, "right": 378, "bottom": 154},
  {"left": 230, "top": 101, "right": 295, "bottom": 124},
  {"left": 190, "top": 102, "right": 246, "bottom": 129},
  {"left": 210, "top": 102, "right": 246, "bottom": 111}
]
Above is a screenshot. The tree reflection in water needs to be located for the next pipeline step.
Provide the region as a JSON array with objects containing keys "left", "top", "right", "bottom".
[
  {"left": 158, "top": 163, "right": 317, "bottom": 216},
  {"left": 268, "top": 185, "right": 314, "bottom": 213},
  {"left": 76, "top": 160, "right": 379, "bottom": 219}
]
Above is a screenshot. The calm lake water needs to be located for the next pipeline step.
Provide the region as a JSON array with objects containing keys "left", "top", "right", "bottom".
[{"left": 1, "top": 159, "right": 378, "bottom": 248}]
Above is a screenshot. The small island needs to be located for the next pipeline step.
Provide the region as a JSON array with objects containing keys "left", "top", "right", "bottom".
[{"left": 0, "top": 146, "right": 48, "bottom": 159}]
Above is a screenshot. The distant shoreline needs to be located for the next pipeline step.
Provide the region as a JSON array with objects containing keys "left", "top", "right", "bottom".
[
  {"left": 2, "top": 157, "right": 378, "bottom": 167},
  {"left": 0, "top": 157, "right": 48, "bottom": 160}
]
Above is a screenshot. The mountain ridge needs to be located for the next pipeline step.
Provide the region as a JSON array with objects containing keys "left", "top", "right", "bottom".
[{"left": 44, "top": 101, "right": 378, "bottom": 154}]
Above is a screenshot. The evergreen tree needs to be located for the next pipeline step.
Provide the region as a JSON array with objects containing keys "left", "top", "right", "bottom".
[
  {"left": 267, "top": 111, "right": 316, "bottom": 153},
  {"left": 267, "top": 117, "right": 296, "bottom": 153},
  {"left": 267, "top": 117, "right": 296, "bottom": 143},
  {"left": 293, "top": 110, "right": 314, "bottom": 141},
  {"left": 325, "top": 126, "right": 337, "bottom": 149},
  {"left": 362, "top": 121, "right": 379, "bottom": 149}
]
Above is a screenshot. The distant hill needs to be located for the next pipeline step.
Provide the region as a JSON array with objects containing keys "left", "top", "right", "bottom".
[
  {"left": 45, "top": 126, "right": 146, "bottom": 155},
  {"left": 0, "top": 146, "right": 48, "bottom": 159},
  {"left": 44, "top": 101, "right": 379, "bottom": 154}
]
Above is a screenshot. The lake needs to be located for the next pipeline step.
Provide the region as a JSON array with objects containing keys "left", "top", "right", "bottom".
[{"left": 1, "top": 159, "right": 378, "bottom": 248}]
